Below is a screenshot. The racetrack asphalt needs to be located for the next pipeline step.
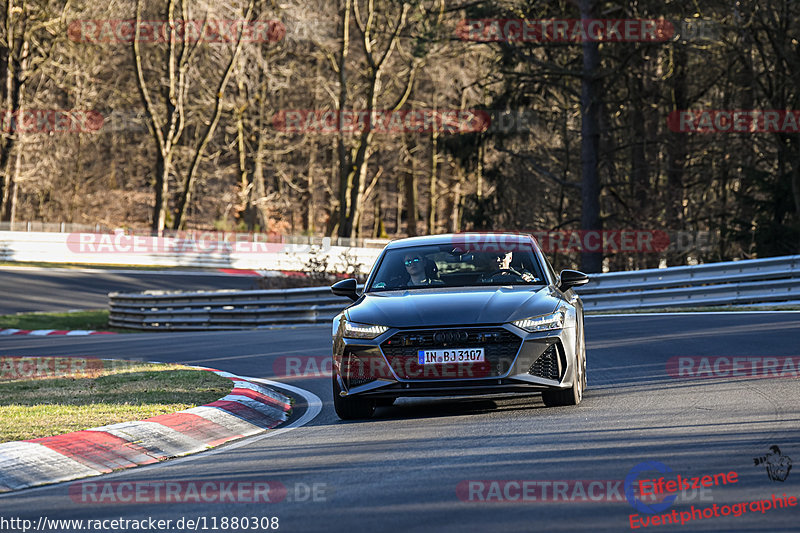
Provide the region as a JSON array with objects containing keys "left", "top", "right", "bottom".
[
  {"left": 0, "top": 268, "right": 259, "bottom": 314},
  {"left": 0, "top": 313, "right": 798, "bottom": 532}
]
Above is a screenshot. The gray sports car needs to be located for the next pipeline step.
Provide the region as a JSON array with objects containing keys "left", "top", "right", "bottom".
[{"left": 330, "top": 233, "right": 589, "bottom": 419}]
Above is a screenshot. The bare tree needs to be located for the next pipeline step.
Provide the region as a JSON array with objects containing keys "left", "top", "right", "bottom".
[
  {"left": 1, "top": 0, "right": 71, "bottom": 222},
  {"left": 329, "top": 0, "right": 419, "bottom": 239},
  {"left": 172, "top": 0, "right": 257, "bottom": 229}
]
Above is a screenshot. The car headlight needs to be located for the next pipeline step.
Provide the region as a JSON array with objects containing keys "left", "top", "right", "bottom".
[
  {"left": 342, "top": 320, "right": 389, "bottom": 339},
  {"left": 512, "top": 310, "right": 565, "bottom": 332}
]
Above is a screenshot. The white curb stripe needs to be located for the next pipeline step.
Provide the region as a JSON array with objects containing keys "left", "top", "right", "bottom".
[
  {"left": 221, "top": 394, "right": 289, "bottom": 423},
  {"left": 211, "top": 371, "right": 240, "bottom": 379},
  {"left": 87, "top": 421, "right": 210, "bottom": 458},
  {"left": 230, "top": 380, "right": 292, "bottom": 406},
  {"left": 0, "top": 442, "right": 101, "bottom": 491},
  {"left": 183, "top": 406, "right": 266, "bottom": 437},
  {"left": 0, "top": 329, "right": 109, "bottom": 336}
]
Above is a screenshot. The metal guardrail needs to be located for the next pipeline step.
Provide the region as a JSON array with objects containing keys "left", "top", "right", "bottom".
[
  {"left": 108, "top": 255, "right": 800, "bottom": 330},
  {"left": 575, "top": 255, "right": 800, "bottom": 311},
  {"left": 0, "top": 222, "right": 109, "bottom": 233},
  {"left": 109, "top": 287, "right": 352, "bottom": 330}
]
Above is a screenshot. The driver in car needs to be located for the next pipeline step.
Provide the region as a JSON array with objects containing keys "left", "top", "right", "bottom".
[
  {"left": 403, "top": 253, "right": 442, "bottom": 286},
  {"left": 476, "top": 251, "right": 536, "bottom": 283}
]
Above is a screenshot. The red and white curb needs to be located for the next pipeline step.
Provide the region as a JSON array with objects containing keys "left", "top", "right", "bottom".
[
  {"left": 0, "top": 329, "right": 116, "bottom": 336},
  {"left": 0, "top": 368, "right": 292, "bottom": 493}
]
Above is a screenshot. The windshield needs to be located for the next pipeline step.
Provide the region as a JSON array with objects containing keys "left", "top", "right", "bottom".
[{"left": 367, "top": 243, "right": 545, "bottom": 291}]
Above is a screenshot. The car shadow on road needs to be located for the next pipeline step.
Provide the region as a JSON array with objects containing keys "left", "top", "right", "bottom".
[{"left": 367, "top": 393, "right": 547, "bottom": 421}]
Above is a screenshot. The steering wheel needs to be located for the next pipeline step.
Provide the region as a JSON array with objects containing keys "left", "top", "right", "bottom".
[{"left": 483, "top": 268, "right": 521, "bottom": 280}]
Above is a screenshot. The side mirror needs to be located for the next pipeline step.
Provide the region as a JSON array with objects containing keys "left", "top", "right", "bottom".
[
  {"left": 558, "top": 269, "right": 589, "bottom": 292},
  {"left": 331, "top": 278, "right": 359, "bottom": 301}
]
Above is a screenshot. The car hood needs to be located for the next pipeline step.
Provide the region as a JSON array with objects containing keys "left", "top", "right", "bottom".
[{"left": 346, "top": 286, "right": 560, "bottom": 327}]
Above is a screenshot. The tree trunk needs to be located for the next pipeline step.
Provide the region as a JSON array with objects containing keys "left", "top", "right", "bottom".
[
  {"left": 405, "top": 138, "right": 418, "bottom": 236},
  {"left": 395, "top": 172, "right": 403, "bottom": 234},
  {"left": 579, "top": 0, "right": 602, "bottom": 273},
  {"left": 305, "top": 146, "right": 316, "bottom": 233},
  {"left": 665, "top": 46, "right": 688, "bottom": 265},
  {"left": 428, "top": 128, "right": 438, "bottom": 234},
  {"left": 345, "top": 131, "right": 373, "bottom": 238},
  {"left": 2, "top": 144, "right": 20, "bottom": 223},
  {"left": 0, "top": 2, "right": 25, "bottom": 223},
  {"left": 450, "top": 164, "right": 464, "bottom": 233},
  {"left": 134, "top": 0, "right": 188, "bottom": 234},
  {"left": 336, "top": 0, "right": 352, "bottom": 238},
  {"left": 236, "top": 100, "right": 251, "bottom": 229},
  {"left": 252, "top": 128, "right": 269, "bottom": 231},
  {"left": 630, "top": 52, "right": 653, "bottom": 269},
  {"left": 152, "top": 154, "right": 170, "bottom": 233}
]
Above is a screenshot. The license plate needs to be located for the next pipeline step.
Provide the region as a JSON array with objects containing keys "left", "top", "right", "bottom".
[{"left": 418, "top": 348, "right": 485, "bottom": 365}]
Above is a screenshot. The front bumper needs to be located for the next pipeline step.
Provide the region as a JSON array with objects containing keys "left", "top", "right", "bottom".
[{"left": 333, "top": 324, "right": 578, "bottom": 399}]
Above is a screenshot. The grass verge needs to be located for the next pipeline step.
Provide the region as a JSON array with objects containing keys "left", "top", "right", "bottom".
[
  {"left": 0, "top": 310, "right": 140, "bottom": 333},
  {"left": 0, "top": 359, "right": 233, "bottom": 443}
]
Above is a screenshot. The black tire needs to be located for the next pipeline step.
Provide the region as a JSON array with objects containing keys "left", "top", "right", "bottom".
[
  {"left": 581, "top": 344, "right": 587, "bottom": 392},
  {"left": 541, "top": 351, "right": 583, "bottom": 407},
  {"left": 332, "top": 374, "right": 375, "bottom": 419},
  {"left": 579, "top": 325, "right": 587, "bottom": 392}
]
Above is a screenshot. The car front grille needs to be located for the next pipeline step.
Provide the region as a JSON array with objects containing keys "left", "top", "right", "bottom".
[
  {"left": 528, "top": 344, "right": 561, "bottom": 381},
  {"left": 380, "top": 328, "right": 522, "bottom": 380}
]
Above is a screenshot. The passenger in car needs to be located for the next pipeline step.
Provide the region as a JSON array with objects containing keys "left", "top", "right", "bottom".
[{"left": 403, "top": 253, "right": 444, "bottom": 286}]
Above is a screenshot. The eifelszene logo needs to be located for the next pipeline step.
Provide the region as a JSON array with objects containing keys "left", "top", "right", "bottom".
[{"left": 625, "top": 461, "right": 677, "bottom": 514}]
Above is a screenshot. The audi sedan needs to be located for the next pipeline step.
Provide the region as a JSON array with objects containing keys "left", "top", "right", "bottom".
[{"left": 329, "top": 233, "right": 589, "bottom": 419}]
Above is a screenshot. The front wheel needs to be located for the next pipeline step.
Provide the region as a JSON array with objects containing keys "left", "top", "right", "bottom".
[
  {"left": 541, "top": 354, "right": 583, "bottom": 407},
  {"left": 332, "top": 374, "right": 376, "bottom": 419}
]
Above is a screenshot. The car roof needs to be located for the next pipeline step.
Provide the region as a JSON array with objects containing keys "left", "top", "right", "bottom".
[{"left": 383, "top": 232, "right": 539, "bottom": 250}]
